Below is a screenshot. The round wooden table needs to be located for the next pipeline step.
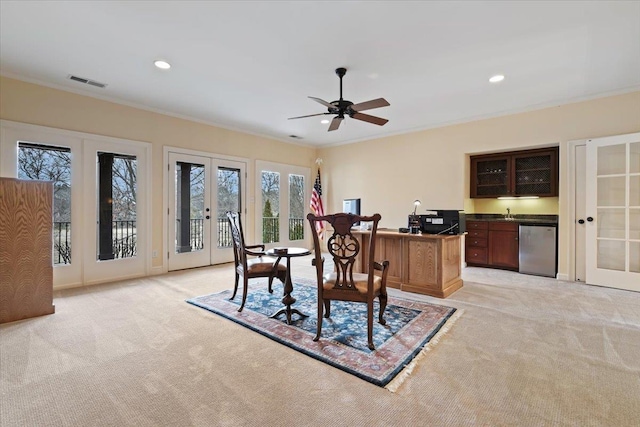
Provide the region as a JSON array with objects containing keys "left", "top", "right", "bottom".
[{"left": 266, "top": 247, "right": 311, "bottom": 324}]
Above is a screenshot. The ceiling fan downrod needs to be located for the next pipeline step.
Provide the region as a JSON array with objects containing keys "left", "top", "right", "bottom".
[{"left": 335, "top": 67, "right": 346, "bottom": 101}]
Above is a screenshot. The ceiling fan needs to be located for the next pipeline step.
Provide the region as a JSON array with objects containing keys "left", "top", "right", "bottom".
[{"left": 289, "top": 67, "right": 390, "bottom": 132}]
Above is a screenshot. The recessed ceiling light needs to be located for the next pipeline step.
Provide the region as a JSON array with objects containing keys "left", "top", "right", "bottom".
[
  {"left": 321, "top": 119, "right": 330, "bottom": 124},
  {"left": 154, "top": 60, "right": 171, "bottom": 70},
  {"left": 489, "top": 74, "right": 505, "bottom": 83}
]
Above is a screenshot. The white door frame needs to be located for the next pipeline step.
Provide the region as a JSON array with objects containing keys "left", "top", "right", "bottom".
[
  {"left": 255, "top": 160, "right": 311, "bottom": 250},
  {"left": 163, "top": 146, "right": 248, "bottom": 273},
  {"left": 567, "top": 139, "right": 587, "bottom": 282},
  {"left": 1, "top": 120, "right": 152, "bottom": 289}
]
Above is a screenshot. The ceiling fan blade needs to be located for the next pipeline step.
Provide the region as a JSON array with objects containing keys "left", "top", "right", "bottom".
[
  {"left": 351, "top": 112, "right": 388, "bottom": 126},
  {"left": 288, "top": 112, "right": 329, "bottom": 120},
  {"left": 309, "top": 96, "right": 335, "bottom": 109},
  {"left": 351, "top": 98, "right": 390, "bottom": 112},
  {"left": 328, "top": 117, "right": 343, "bottom": 131}
]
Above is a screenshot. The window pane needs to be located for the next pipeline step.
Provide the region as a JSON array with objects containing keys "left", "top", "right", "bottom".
[
  {"left": 630, "top": 142, "right": 640, "bottom": 174},
  {"left": 217, "top": 167, "right": 240, "bottom": 248},
  {"left": 630, "top": 242, "right": 640, "bottom": 273},
  {"left": 18, "top": 143, "right": 71, "bottom": 265},
  {"left": 97, "top": 152, "right": 137, "bottom": 260},
  {"left": 597, "top": 144, "right": 626, "bottom": 175},
  {"left": 289, "top": 174, "right": 305, "bottom": 240},
  {"left": 597, "top": 176, "right": 625, "bottom": 207},
  {"left": 597, "top": 239, "right": 625, "bottom": 271},
  {"left": 175, "top": 162, "right": 205, "bottom": 253},
  {"left": 261, "top": 171, "right": 280, "bottom": 244},
  {"left": 597, "top": 208, "right": 625, "bottom": 239}
]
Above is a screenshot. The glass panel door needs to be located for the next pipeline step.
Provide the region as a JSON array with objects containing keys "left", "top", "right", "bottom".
[
  {"left": 586, "top": 132, "right": 640, "bottom": 291},
  {"left": 211, "top": 159, "right": 245, "bottom": 264},
  {"left": 168, "top": 153, "right": 211, "bottom": 271},
  {"left": 9, "top": 129, "right": 84, "bottom": 288},
  {"left": 168, "top": 152, "right": 246, "bottom": 269}
]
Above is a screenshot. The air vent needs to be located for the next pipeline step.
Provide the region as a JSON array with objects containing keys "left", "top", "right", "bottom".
[{"left": 67, "top": 75, "right": 107, "bottom": 88}]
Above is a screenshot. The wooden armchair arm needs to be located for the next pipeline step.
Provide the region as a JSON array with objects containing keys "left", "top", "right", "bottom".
[
  {"left": 373, "top": 260, "right": 389, "bottom": 271},
  {"left": 245, "top": 244, "right": 266, "bottom": 257}
]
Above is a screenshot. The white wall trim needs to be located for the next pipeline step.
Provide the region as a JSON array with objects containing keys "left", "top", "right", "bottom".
[{"left": 566, "top": 139, "right": 587, "bottom": 282}]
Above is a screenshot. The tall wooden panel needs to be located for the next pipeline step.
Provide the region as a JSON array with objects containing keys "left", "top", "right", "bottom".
[{"left": 0, "top": 178, "right": 55, "bottom": 323}]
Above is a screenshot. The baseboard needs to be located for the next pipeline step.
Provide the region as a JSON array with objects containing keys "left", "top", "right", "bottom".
[
  {"left": 557, "top": 273, "right": 569, "bottom": 281},
  {"left": 150, "top": 266, "right": 165, "bottom": 276}
]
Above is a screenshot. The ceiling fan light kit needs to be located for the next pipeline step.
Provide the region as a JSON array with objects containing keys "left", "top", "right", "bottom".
[{"left": 289, "top": 67, "right": 390, "bottom": 132}]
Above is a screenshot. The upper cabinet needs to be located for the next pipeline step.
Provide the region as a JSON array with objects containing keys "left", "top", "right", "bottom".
[{"left": 470, "top": 147, "right": 559, "bottom": 198}]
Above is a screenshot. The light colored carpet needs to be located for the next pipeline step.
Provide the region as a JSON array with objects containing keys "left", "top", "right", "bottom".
[{"left": 1, "top": 257, "right": 639, "bottom": 426}]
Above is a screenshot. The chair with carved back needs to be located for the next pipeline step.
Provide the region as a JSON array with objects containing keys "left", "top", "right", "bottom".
[
  {"left": 307, "top": 212, "right": 389, "bottom": 350},
  {"left": 226, "top": 211, "right": 287, "bottom": 312}
]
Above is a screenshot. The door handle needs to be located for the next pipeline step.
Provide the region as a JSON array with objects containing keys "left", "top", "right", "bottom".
[
  {"left": 587, "top": 217, "right": 594, "bottom": 222},
  {"left": 578, "top": 219, "right": 585, "bottom": 224}
]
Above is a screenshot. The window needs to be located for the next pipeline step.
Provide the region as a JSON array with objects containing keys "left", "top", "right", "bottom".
[
  {"left": 18, "top": 142, "right": 72, "bottom": 264},
  {"left": 289, "top": 174, "right": 305, "bottom": 240},
  {"left": 97, "top": 152, "right": 137, "bottom": 260},
  {"left": 261, "top": 171, "right": 280, "bottom": 243}
]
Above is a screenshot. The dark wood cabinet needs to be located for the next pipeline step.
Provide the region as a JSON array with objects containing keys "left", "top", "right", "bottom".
[
  {"left": 487, "top": 222, "right": 519, "bottom": 270},
  {"left": 465, "top": 221, "right": 488, "bottom": 265},
  {"left": 471, "top": 147, "right": 558, "bottom": 198},
  {"left": 466, "top": 220, "right": 519, "bottom": 271}
]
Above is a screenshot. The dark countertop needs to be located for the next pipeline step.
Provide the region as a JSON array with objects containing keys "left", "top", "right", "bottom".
[{"left": 466, "top": 213, "right": 558, "bottom": 225}]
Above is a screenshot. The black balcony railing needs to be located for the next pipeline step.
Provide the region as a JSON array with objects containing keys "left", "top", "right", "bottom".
[
  {"left": 53, "top": 220, "right": 137, "bottom": 264},
  {"left": 52, "top": 216, "right": 304, "bottom": 263},
  {"left": 289, "top": 218, "right": 304, "bottom": 241},
  {"left": 263, "top": 217, "right": 304, "bottom": 243}
]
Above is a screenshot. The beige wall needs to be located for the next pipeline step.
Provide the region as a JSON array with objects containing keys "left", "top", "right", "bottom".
[
  {"left": 0, "top": 77, "right": 317, "bottom": 269},
  {"left": 2, "top": 76, "right": 639, "bottom": 279},
  {"left": 318, "top": 91, "right": 640, "bottom": 278}
]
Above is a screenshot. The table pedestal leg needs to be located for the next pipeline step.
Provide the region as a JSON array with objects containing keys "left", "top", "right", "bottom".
[{"left": 270, "top": 257, "right": 308, "bottom": 325}]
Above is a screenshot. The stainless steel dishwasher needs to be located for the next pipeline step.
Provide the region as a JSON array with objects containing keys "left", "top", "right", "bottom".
[{"left": 519, "top": 224, "right": 557, "bottom": 277}]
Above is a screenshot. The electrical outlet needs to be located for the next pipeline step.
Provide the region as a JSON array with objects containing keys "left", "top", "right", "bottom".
[{"left": 152, "top": 250, "right": 157, "bottom": 258}]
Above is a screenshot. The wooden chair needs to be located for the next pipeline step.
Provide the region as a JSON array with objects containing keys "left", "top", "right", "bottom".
[
  {"left": 307, "top": 212, "right": 389, "bottom": 350},
  {"left": 226, "top": 211, "right": 287, "bottom": 312}
]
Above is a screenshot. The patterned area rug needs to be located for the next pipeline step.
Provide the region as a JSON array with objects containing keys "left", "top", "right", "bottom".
[{"left": 187, "top": 279, "right": 461, "bottom": 391}]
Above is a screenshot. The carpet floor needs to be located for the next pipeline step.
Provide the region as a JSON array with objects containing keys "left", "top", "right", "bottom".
[
  {"left": 1, "top": 258, "right": 639, "bottom": 426},
  {"left": 187, "top": 279, "right": 460, "bottom": 390}
]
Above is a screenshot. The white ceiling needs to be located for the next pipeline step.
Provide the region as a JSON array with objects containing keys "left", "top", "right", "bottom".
[{"left": 1, "top": 1, "right": 639, "bottom": 147}]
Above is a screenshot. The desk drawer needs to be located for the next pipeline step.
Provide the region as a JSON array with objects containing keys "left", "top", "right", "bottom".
[
  {"left": 467, "top": 229, "right": 488, "bottom": 239},
  {"left": 466, "top": 247, "right": 487, "bottom": 264},
  {"left": 467, "top": 221, "right": 488, "bottom": 230},
  {"left": 466, "top": 237, "right": 487, "bottom": 248}
]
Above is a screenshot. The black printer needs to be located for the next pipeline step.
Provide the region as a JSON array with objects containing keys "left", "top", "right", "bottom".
[{"left": 407, "top": 210, "right": 466, "bottom": 235}]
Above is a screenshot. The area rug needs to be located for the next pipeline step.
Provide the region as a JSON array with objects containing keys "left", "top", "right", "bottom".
[{"left": 186, "top": 278, "right": 461, "bottom": 391}]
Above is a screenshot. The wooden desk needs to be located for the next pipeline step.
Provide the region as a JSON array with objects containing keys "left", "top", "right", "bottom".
[{"left": 352, "top": 229, "right": 463, "bottom": 298}]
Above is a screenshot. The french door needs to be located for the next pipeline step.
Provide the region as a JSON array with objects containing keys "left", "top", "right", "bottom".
[
  {"left": 167, "top": 151, "right": 246, "bottom": 271},
  {"left": 585, "top": 132, "right": 640, "bottom": 291}
]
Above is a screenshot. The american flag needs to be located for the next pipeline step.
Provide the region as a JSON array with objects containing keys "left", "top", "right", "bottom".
[{"left": 310, "top": 169, "right": 325, "bottom": 238}]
